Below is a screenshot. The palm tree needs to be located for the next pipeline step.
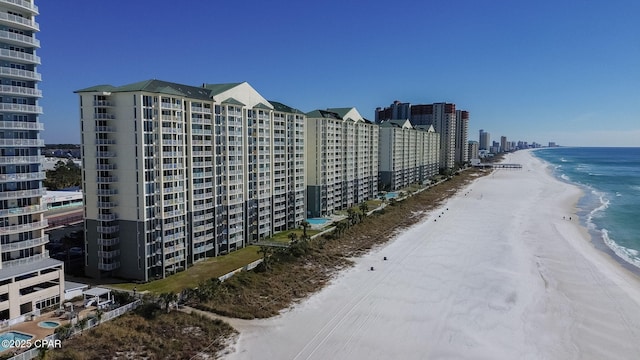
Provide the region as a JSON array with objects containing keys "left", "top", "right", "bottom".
[
  {"left": 299, "top": 220, "right": 310, "bottom": 240},
  {"left": 359, "top": 202, "right": 369, "bottom": 217},
  {"left": 159, "top": 292, "right": 177, "bottom": 313},
  {"left": 288, "top": 232, "right": 298, "bottom": 244},
  {"left": 346, "top": 208, "right": 356, "bottom": 226},
  {"left": 257, "top": 245, "right": 273, "bottom": 271}
]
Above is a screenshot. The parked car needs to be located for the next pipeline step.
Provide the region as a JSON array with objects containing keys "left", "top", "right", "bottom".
[{"left": 69, "top": 247, "right": 84, "bottom": 256}]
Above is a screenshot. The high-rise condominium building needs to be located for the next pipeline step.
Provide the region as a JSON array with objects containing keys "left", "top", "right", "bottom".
[
  {"left": 479, "top": 129, "right": 490, "bottom": 151},
  {"left": 306, "top": 108, "right": 378, "bottom": 218},
  {"left": 0, "top": 0, "right": 65, "bottom": 321},
  {"left": 377, "top": 101, "right": 461, "bottom": 170},
  {"left": 77, "top": 80, "right": 305, "bottom": 281},
  {"left": 467, "top": 141, "right": 479, "bottom": 160},
  {"left": 455, "top": 110, "right": 469, "bottom": 165},
  {"left": 378, "top": 120, "right": 440, "bottom": 190},
  {"left": 409, "top": 103, "right": 456, "bottom": 169}
]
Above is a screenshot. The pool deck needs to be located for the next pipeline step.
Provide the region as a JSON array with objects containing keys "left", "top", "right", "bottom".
[{"left": 0, "top": 301, "right": 97, "bottom": 355}]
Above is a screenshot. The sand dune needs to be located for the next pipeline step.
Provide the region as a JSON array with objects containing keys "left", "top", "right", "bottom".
[{"left": 224, "top": 150, "right": 640, "bottom": 360}]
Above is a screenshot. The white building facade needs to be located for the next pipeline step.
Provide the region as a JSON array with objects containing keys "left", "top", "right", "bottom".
[
  {"left": 305, "top": 108, "right": 378, "bottom": 218},
  {"left": 378, "top": 120, "right": 440, "bottom": 191},
  {"left": 0, "top": 0, "right": 65, "bottom": 321},
  {"left": 77, "top": 80, "right": 305, "bottom": 281}
]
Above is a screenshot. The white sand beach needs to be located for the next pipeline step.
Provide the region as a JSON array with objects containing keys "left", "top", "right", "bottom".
[{"left": 224, "top": 150, "right": 640, "bottom": 360}]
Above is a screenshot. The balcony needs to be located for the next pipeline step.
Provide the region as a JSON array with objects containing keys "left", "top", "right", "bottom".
[
  {"left": 0, "top": 85, "right": 41, "bottom": 98},
  {"left": 93, "top": 100, "right": 114, "bottom": 107},
  {"left": 2, "top": 252, "right": 49, "bottom": 269},
  {"left": 97, "top": 249, "right": 120, "bottom": 259},
  {"left": 0, "top": 219, "right": 48, "bottom": 235},
  {"left": 0, "top": 48, "right": 40, "bottom": 64},
  {"left": 0, "top": 120, "right": 43, "bottom": 131},
  {"left": 0, "top": 138, "right": 44, "bottom": 147},
  {"left": 0, "top": 12, "right": 39, "bottom": 31},
  {"left": 97, "top": 237, "right": 119, "bottom": 246},
  {"left": 0, "top": 30, "right": 40, "bottom": 48},
  {"left": 97, "top": 261, "right": 120, "bottom": 271},
  {"left": 0, "top": 187, "right": 44, "bottom": 200},
  {"left": 0, "top": 203, "right": 45, "bottom": 217},
  {"left": 0, "top": 171, "right": 45, "bottom": 182},
  {"left": 96, "top": 201, "right": 117, "bottom": 209},
  {"left": 93, "top": 113, "right": 115, "bottom": 120},
  {"left": 96, "top": 151, "right": 116, "bottom": 158},
  {"left": 95, "top": 139, "right": 116, "bottom": 145},
  {"left": 1, "top": 235, "right": 48, "bottom": 251},
  {"left": 0, "top": 67, "right": 40, "bottom": 81},
  {"left": 96, "top": 164, "right": 116, "bottom": 171},
  {"left": 95, "top": 126, "right": 116, "bottom": 132},
  {"left": 97, "top": 225, "right": 119, "bottom": 233},
  {"left": 97, "top": 213, "right": 118, "bottom": 221},
  {"left": 96, "top": 188, "right": 117, "bottom": 196}
]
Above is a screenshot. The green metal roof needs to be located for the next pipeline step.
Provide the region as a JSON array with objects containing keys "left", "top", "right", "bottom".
[
  {"left": 75, "top": 79, "right": 213, "bottom": 100},
  {"left": 253, "top": 102, "right": 272, "bottom": 110},
  {"left": 306, "top": 109, "right": 342, "bottom": 120},
  {"left": 221, "top": 97, "right": 245, "bottom": 106},
  {"left": 269, "top": 100, "right": 304, "bottom": 114},
  {"left": 325, "top": 107, "right": 354, "bottom": 119},
  {"left": 202, "top": 82, "right": 243, "bottom": 96}
]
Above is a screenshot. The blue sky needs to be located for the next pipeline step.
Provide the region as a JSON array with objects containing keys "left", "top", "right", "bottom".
[{"left": 37, "top": 0, "right": 639, "bottom": 146}]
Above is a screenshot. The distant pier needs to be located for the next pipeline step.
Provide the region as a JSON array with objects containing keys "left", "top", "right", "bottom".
[{"left": 474, "top": 163, "right": 522, "bottom": 169}]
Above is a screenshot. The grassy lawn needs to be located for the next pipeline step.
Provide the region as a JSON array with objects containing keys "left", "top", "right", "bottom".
[
  {"left": 268, "top": 229, "right": 321, "bottom": 243},
  {"left": 110, "top": 245, "right": 262, "bottom": 294}
]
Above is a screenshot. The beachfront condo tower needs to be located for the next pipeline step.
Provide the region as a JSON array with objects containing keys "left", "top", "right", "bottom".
[
  {"left": 479, "top": 129, "right": 490, "bottom": 151},
  {"left": 306, "top": 108, "right": 378, "bottom": 218},
  {"left": 455, "top": 110, "right": 469, "bottom": 166},
  {"left": 376, "top": 101, "right": 462, "bottom": 170},
  {"left": 77, "top": 80, "right": 305, "bottom": 281},
  {"left": 378, "top": 120, "right": 440, "bottom": 191},
  {"left": 0, "top": 0, "right": 65, "bottom": 321}
]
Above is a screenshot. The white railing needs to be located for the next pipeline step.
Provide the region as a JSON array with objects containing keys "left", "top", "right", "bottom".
[
  {"left": 0, "top": 235, "right": 48, "bottom": 251},
  {"left": 0, "top": 120, "right": 43, "bottom": 130},
  {"left": 0, "top": 66, "right": 40, "bottom": 81}
]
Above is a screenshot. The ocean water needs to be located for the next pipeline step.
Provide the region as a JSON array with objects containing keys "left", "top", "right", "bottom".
[{"left": 534, "top": 147, "right": 640, "bottom": 269}]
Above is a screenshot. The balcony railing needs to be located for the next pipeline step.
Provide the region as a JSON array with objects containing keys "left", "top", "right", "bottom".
[
  {"left": 0, "top": 219, "right": 48, "bottom": 235},
  {"left": 0, "top": 66, "right": 40, "bottom": 81},
  {"left": 93, "top": 113, "right": 115, "bottom": 120},
  {"left": 97, "top": 249, "right": 120, "bottom": 258},
  {"left": 0, "top": 171, "right": 45, "bottom": 182},
  {"left": 97, "top": 225, "right": 119, "bottom": 233},
  {"left": 0, "top": 85, "right": 41, "bottom": 98},
  {"left": 0, "top": 103, "right": 42, "bottom": 113},
  {"left": 0, "top": 138, "right": 44, "bottom": 147},
  {"left": 2, "top": 252, "right": 50, "bottom": 269},
  {"left": 98, "top": 261, "right": 120, "bottom": 271},
  {"left": 0, "top": 30, "right": 40, "bottom": 47},
  {"left": 0, "top": 187, "right": 45, "bottom": 200},
  {"left": 1, "top": 235, "right": 48, "bottom": 251},
  {"left": 0, "top": 48, "right": 40, "bottom": 64},
  {"left": 0, "top": 204, "right": 45, "bottom": 217},
  {"left": 0, "top": 12, "right": 39, "bottom": 31},
  {"left": 0, "top": 120, "right": 43, "bottom": 131},
  {"left": 97, "top": 237, "right": 119, "bottom": 246},
  {"left": 93, "top": 100, "right": 114, "bottom": 107}
]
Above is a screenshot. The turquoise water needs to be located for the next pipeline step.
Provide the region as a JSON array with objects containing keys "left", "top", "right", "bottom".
[
  {"left": 385, "top": 192, "right": 398, "bottom": 199},
  {"left": 38, "top": 321, "right": 60, "bottom": 328},
  {"left": 306, "top": 218, "right": 330, "bottom": 226},
  {"left": 534, "top": 147, "right": 640, "bottom": 268},
  {"left": 0, "top": 331, "right": 34, "bottom": 351}
]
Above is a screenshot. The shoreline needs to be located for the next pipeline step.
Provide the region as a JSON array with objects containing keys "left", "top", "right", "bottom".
[
  {"left": 531, "top": 149, "right": 640, "bottom": 278},
  {"left": 225, "top": 150, "right": 640, "bottom": 359}
]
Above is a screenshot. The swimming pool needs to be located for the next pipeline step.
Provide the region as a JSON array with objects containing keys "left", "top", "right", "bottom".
[
  {"left": 38, "top": 321, "right": 61, "bottom": 329},
  {"left": 306, "top": 218, "right": 330, "bottom": 226},
  {"left": 0, "top": 331, "right": 34, "bottom": 351},
  {"left": 385, "top": 192, "right": 398, "bottom": 199}
]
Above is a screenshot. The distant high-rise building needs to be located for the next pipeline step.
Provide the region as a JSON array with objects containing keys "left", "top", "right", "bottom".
[
  {"left": 410, "top": 103, "right": 456, "bottom": 169},
  {"left": 375, "top": 101, "right": 410, "bottom": 123},
  {"left": 479, "top": 129, "right": 490, "bottom": 151},
  {"left": 455, "top": 110, "right": 469, "bottom": 165},
  {"left": 467, "top": 141, "right": 479, "bottom": 160},
  {"left": 0, "top": 0, "right": 66, "bottom": 321},
  {"left": 77, "top": 80, "right": 305, "bottom": 281},
  {"left": 500, "top": 136, "right": 508, "bottom": 152}
]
